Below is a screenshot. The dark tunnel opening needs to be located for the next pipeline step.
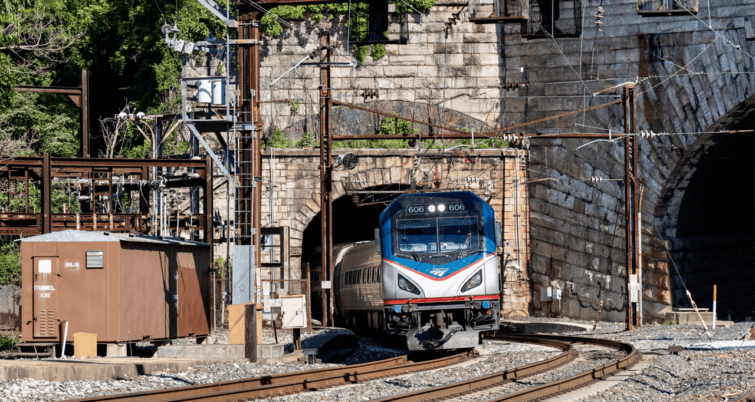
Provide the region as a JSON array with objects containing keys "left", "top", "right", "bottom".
[
  {"left": 670, "top": 132, "right": 754, "bottom": 320},
  {"left": 302, "top": 185, "right": 405, "bottom": 322}
]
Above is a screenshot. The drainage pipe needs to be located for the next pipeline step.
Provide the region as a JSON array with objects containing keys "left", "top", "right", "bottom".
[{"left": 60, "top": 321, "right": 68, "bottom": 358}]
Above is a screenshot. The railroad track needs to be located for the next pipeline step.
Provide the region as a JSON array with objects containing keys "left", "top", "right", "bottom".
[
  {"left": 69, "top": 350, "right": 474, "bottom": 402},
  {"left": 69, "top": 334, "right": 638, "bottom": 402},
  {"left": 372, "top": 334, "right": 641, "bottom": 402}
]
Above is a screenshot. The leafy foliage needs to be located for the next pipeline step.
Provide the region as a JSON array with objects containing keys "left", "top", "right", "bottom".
[
  {"left": 0, "top": 334, "right": 19, "bottom": 351},
  {"left": 289, "top": 99, "right": 301, "bottom": 115},
  {"left": 260, "top": 1, "right": 433, "bottom": 63},
  {"left": 0, "top": 240, "right": 21, "bottom": 286},
  {"left": 266, "top": 128, "right": 293, "bottom": 149},
  {"left": 295, "top": 131, "right": 318, "bottom": 148},
  {"left": 370, "top": 43, "right": 386, "bottom": 60},
  {"left": 334, "top": 113, "right": 412, "bottom": 149}
]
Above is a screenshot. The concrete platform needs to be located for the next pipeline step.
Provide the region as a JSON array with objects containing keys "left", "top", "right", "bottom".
[
  {"left": 156, "top": 344, "right": 245, "bottom": 359},
  {"left": 0, "top": 329, "right": 358, "bottom": 382},
  {"left": 0, "top": 356, "right": 245, "bottom": 382},
  {"left": 502, "top": 320, "right": 593, "bottom": 334},
  {"left": 156, "top": 328, "right": 356, "bottom": 364},
  {"left": 665, "top": 310, "right": 733, "bottom": 327}
]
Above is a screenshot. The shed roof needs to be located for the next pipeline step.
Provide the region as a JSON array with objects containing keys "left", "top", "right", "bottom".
[{"left": 19, "top": 230, "right": 211, "bottom": 247}]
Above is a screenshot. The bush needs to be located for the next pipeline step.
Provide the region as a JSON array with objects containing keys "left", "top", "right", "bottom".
[
  {"left": 0, "top": 334, "right": 18, "bottom": 351},
  {"left": 267, "top": 128, "right": 293, "bottom": 149},
  {"left": 294, "top": 132, "right": 318, "bottom": 148},
  {"left": 0, "top": 241, "right": 21, "bottom": 286}
]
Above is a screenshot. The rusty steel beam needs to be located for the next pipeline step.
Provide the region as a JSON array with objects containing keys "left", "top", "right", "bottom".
[
  {"left": 42, "top": 153, "right": 51, "bottom": 234},
  {"left": 485, "top": 99, "right": 624, "bottom": 135},
  {"left": 623, "top": 86, "right": 634, "bottom": 331},
  {"left": 331, "top": 132, "right": 630, "bottom": 141},
  {"left": 331, "top": 100, "right": 472, "bottom": 136},
  {"left": 0, "top": 156, "right": 207, "bottom": 170},
  {"left": 12, "top": 86, "right": 82, "bottom": 95},
  {"left": 13, "top": 70, "right": 90, "bottom": 157},
  {"left": 51, "top": 158, "right": 207, "bottom": 170},
  {"left": 629, "top": 84, "right": 640, "bottom": 328},
  {"left": 320, "top": 28, "right": 333, "bottom": 327},
  {"left": 245, "top": 0, "right": 341, "bottom": 4},
  {"left": 205, "top": 155, "right": 214, "bottom": 245},
  {"left": 81, "top": 70, "right": 90, "bottom": 158}
]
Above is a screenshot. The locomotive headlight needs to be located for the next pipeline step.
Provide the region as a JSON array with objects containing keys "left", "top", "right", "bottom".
[
  {"left": 398, "top": 274, "right": 420, "bottom": 295},
  {"left": 438, "top": 204, "right": 446, "bottom": 212},
  {"left": 461, "top": 270, "right": 483, "bottom": 292},
  {"left": 428, "top": 205, "right": 436, "bottom": 213}
]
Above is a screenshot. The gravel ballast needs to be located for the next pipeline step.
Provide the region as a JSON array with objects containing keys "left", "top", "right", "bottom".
[
  {"left": 513, "top": 316, "right": 755, "bottom": 401},
  {"left": 5, "top": 318, "right": 755, "bottom": 401},
  {"left": 256, "top": 341, "right": 562, "bottom": 402}
]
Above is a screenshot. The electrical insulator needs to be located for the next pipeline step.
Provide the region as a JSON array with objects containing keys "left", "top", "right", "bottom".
[
  {"left": 445, "top": 6, "right": 463, "bottom": 30},
  {"left": 638, "top": 130, "right": 659, "bottom": 138}
]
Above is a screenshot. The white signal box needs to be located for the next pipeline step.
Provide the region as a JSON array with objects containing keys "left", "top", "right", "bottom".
[{"left": 281, "top": 295, "right": 307, "bottom": 329}]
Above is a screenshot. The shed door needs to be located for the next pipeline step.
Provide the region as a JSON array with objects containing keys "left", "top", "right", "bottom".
[
  {"left": 33, "top": 257, "right": 58, "bottom": 338},
  {"left": 178, "top": 266, "right": 209, "bottom": 337}
]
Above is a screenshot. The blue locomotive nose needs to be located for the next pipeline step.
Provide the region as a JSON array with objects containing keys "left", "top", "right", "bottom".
[
  {"left": 393, "top": 305, "right": 402, "bottom": 313},
  {"left": 482, "top": 301, "right": 490, "bottom": 309}
]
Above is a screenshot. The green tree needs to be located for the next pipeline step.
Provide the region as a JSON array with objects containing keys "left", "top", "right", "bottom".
[
  {"left": 260, "top": 1, "right": 432, "bottom": 64},
  {"left": 0, "top": 240, "right": 21, "bottom": 286}
]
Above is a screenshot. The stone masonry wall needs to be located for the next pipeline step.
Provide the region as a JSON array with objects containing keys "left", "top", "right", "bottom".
[
  {"left": 254, "top": 0, "right": 755, "bottom": 322},
  {"left": 257, "top": 149, "right": 531, "bottom": 315}
]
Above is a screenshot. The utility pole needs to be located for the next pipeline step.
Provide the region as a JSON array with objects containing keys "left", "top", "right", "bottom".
[
  {"left": 624, "top": 84, "right": 639, "bottom": 330},
  {"left": 236, "top": 9, "right": 263, "bottom": 304},
  {"left": 319, "top": 27, "right": 333, "bottom": 327}
]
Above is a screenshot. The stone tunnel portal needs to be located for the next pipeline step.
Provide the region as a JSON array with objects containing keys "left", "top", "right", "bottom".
[
  {"left": 669, "top": 131, "right": 755, "bottom": 320},
  {"left": 303, "top": 185, "right": 405, "bottom": 323}
]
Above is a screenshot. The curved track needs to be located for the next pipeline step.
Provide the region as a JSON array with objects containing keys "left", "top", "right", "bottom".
[
  {"left": 373, "top": 334, "right": 641, "bottom": 402},
  {"left": 68, "top": 351, "right": 474, "bottom": 402},
  {"left": 68, "top": 334, "right": 639, "bottom": 402}
]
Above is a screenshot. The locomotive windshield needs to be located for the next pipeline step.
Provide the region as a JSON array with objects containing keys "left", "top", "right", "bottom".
[{"left": 396, "top": 217, "right": 479, "bottom": 256}]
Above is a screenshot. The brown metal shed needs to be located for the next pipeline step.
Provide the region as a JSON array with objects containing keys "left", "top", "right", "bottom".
[{"left": 20, "top": 230, "right": 211, "bottom": 345}]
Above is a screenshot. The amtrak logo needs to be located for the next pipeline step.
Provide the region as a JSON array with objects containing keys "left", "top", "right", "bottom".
[{"left": 429, "top": 267, "right": 449, "bottom": 277}]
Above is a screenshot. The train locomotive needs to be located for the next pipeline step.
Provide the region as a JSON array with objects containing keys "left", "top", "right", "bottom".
[{"left": 328, "top": 191, "right": 501, "bottom": 350}]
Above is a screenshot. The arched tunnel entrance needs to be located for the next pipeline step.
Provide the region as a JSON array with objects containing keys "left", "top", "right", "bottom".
[
  {"left": 668, "top": 131, "right": 754, "bottom": 320},
  {"left": 303, "top": 185, "right": 406, "bottom": 323}
]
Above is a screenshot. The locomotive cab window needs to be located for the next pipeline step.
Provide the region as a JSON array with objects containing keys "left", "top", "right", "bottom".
[
  {"left": 439, "top": 218, "right": 479, "bottom": 252},
  {"left": 395, "top": 217, "right": 481, "bottom": 260}
]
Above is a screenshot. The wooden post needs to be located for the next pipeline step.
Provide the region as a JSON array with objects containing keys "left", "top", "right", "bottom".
[
  {"left": 245, "top": 304, "right": 257, "bottom": 362},
  {"left": 713, "top": 285, "right": 717, "bottom": 329},
  {"left": 293, "top": 328, "right": 301, "bottom": 350}
]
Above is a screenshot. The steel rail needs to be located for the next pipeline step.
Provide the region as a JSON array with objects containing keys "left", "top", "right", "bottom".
[
  {"left": 483, "top": 334, "right": 640, "bottom": 402},
  {"left": 69, "top": 351, "right": 474, "bottom": 402},
  {"left": 734, "top": 388, "right": 755, "bottom": 402},
  {"left": 370, "top": 335, "right": 575, "bottom": 402},
  {"left": 372, "top": 334, "right": 640, "bottom": 402}
]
